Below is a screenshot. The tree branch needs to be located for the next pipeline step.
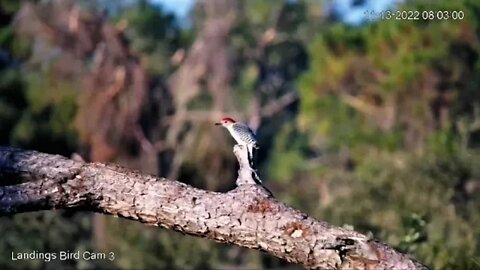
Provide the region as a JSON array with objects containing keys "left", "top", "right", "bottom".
[{"left": 0, "top": 146, "right": 427, "bottom": 270}]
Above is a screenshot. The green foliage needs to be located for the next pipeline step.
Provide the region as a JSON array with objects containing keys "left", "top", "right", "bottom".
[
  {"left": 266, "top": 0, "right": 480, "bottom": 269},
  {"left": 0, "top": 212, "right": 94, "bottom": 270},
  {"left": 268, "top": 124, "right": 307, "bottom": 183},
  {"left": 397, "top": 213, "right": 428, "bottom": 254},
  {"left": 0, "top": 68, "right": 26, "bottom": 144},
  {"left": 0, "top": 1, "right": 85, "bottom": 269},
  {"left": 8, "top": 71, "right": 78, "bottom": 155},
  {"left": 2, "top": 0, "right": 480, "bottom": 269},
  {"left": 117, "top": 0, "right": 189, "bottom": 75},
  {"left": 108, "top": 219, "right": 220, "bottom": 269}
]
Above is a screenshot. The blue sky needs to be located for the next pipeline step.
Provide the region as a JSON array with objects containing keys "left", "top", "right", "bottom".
[
  {"left": 332, "top": 0, "right": 397, "bottom": 25},
  {"left": 150, "top": 0, "right": 397, "bottom": 26},
  {"left": 150, "top": 0, "right": 194, "bottom": 18}
]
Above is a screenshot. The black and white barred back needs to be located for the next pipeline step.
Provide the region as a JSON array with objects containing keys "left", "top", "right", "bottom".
[{"left": 230, "top": 123, "right": 259, "bottom": 148}]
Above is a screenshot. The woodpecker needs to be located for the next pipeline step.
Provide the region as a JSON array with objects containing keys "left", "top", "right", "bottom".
[{"left": 215, "top": 117, "right": 259, "bottom": 165}]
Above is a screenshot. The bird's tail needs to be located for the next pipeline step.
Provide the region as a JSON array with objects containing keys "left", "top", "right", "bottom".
[{"left": 247, "top": 144, "right": 260, "bottom": 167}]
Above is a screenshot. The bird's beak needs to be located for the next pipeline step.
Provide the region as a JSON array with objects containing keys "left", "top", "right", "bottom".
[{"left": 215, "top": 122, "right": 221, "bottom": 126}]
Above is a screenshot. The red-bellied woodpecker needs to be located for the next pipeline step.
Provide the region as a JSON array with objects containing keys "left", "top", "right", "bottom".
[{"left": 215, "top": 117, "right": 259, "bottom": 165}]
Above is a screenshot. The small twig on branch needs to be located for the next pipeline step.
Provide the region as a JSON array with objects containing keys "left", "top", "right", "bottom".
[
  {"left": 260, "top": 92, "right": 298, "bottom": 118},
  {"left": 0, "top": 146, "right": 428, "bottom": 270},
  {"left": 133, "top": 125, "right": 168, "bottom": 153}
]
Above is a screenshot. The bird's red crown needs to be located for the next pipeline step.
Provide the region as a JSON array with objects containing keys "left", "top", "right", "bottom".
[{"left": 221, "top": 117, "right": 236, "bottom": 124}]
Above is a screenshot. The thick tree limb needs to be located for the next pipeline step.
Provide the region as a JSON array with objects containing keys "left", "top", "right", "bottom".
[{"left": 0, "top": 146, "right": 427, "bottom": 270}]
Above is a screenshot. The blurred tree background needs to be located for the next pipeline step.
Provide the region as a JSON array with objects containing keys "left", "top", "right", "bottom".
[{"left": 0, "top": 0, "right": 479, "bottom": 269}]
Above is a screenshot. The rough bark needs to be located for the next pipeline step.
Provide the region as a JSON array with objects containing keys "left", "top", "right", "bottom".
[{"left": 0, "top": 146, "right": 428, "bottom": 270}]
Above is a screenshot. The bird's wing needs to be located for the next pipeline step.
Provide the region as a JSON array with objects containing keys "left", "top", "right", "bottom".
[{"left": 232, "top": 124, "right": 258, "bottom": 143}]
